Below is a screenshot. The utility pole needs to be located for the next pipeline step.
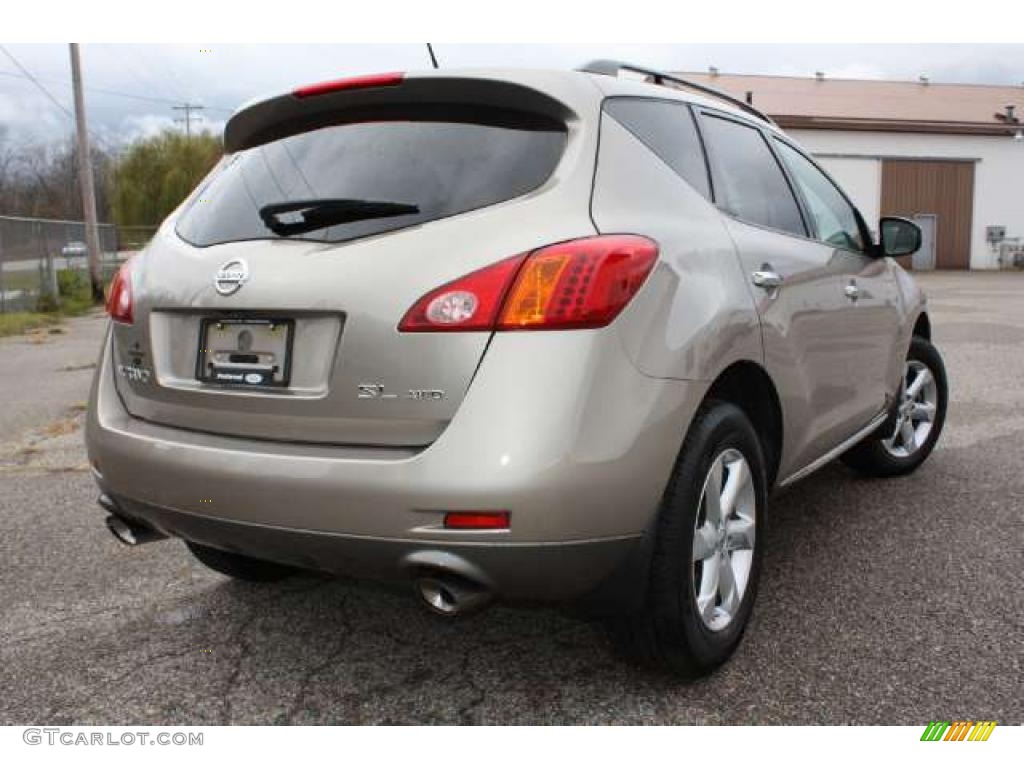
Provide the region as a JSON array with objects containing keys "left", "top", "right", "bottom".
[
  {"left": 69, "top": 43, "right": 104, "bottom": 303},
  {"left": 173, "top": 103, "right": 204, "bottom": 138}
]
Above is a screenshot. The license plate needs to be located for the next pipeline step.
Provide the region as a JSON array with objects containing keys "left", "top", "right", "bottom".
[{"left": 196, "top": 318, "right": 294, "bottom": 387}]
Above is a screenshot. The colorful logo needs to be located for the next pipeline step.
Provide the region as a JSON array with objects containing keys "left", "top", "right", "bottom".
[{"left": 920, "top": 721, "right": 997, "bottom": 741}]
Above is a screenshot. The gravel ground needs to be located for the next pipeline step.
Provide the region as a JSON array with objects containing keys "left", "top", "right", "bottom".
[{"left": 0, "top": 273, "right": 1021, "bottom": 725}]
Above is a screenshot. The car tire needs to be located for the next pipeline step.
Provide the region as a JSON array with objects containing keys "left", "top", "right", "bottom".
[
  {"left": 186, "top": 541, "right": 299, "bottom": 582},
  {"left": 841, "top": 336, "right": 947, "bottom": 478},
  {"left": 612, "top": 400, "right": 767, "bottom": 678}
]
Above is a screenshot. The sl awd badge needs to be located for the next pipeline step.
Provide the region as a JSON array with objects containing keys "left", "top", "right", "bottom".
[{"left": 358, "top": 384, "right": 445, "bottom": 401}]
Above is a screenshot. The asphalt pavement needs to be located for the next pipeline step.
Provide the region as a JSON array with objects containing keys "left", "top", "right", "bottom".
[{"left": 0, "top": 273, "right": 1021, "bottom": 725}]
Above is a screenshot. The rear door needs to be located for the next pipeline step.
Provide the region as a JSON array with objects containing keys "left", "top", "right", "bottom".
[
  {"left": 112, "top": 75, "right": 600, "bottom": 446},
  {"left": 770, "top": 137, "right": 901, "bottom": 431},
  {"left": 695, "top": 109, "right": 879, "bottom": 475}
]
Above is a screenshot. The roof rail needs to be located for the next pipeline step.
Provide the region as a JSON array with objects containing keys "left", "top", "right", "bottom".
[{"left": 578, "top": 59, "right": 776, "bottom": 126}]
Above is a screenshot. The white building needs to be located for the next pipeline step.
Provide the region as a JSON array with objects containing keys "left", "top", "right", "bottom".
[{"left": 680, "top": 72, "right": 1024, "bottom": 270}]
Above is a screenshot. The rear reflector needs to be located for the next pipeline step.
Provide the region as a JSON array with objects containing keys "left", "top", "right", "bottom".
[
  {"left": 398, "top": 235, "right": 658, "bottom": 333},
  {"left": 292, "top": 72, "right": 404, "bottom": 99},
  {"left": 443, "top": 511, "right": 511, "bottom": 530}
]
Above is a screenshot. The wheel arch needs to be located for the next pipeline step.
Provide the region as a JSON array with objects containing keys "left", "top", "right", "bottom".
[
  {"left": 913, "top": 311, "right": 932, "bottom": 341},
  {"left": 702, "top": 360, "right": 784, "bottom": 490}
]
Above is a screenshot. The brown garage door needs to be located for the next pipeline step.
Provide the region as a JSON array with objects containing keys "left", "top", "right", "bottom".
[{"left": 880, "top": 159, "right": 975, "bottom": 270}]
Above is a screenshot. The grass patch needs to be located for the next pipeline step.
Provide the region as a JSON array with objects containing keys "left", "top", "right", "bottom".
[
  {"left": 0, "top": 312, "right": 63, "bottom": 337},
  {"left": 0, "top": 268, "right": 103, "bottom": 337},
  {"left": 1, "top": 268, "right": 44, "bottom": 293}
]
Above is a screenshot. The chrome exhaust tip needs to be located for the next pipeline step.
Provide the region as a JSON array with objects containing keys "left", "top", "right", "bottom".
[
  {"left": 100, "top": 495, "right": 166, "bottom": 546},
  {"left": 104, "top": 514, "right": 165, "bottom": 546},
  {"left": 416, "top": 573, "right": 492, "bottom": 616}
]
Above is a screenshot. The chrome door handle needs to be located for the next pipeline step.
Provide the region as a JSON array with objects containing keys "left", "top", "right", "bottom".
[
  {"left": 751, "top": 268, "right": 783, "bottom": 290},
  {"left": 844, "top": 281, "right": 860, "bottom": 301}
]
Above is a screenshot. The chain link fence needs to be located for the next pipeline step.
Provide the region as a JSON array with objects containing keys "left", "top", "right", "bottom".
[
  {"left": 997, "top": 238, "right": 1024, "bottom": 268},
  {"left": 0, "top": 215, "right": 157, "bottom": 314}
]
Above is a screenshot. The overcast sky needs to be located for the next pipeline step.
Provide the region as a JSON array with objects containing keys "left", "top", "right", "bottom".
[{"left": 2, "top": 43, "right": 1023, "bottom": 148}]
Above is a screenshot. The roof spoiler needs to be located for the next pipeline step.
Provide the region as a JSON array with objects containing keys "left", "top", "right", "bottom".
[
  {"left": 224, "top": 75, "right": 575, "bottom": 153},
  {"left": 578, "top": 59, "right": 776, "bottom": 126}
]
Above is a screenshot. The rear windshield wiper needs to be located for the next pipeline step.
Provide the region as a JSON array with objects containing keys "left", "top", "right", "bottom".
[{"left": 258, "top": 198, "right": 420, "bottom": 237}]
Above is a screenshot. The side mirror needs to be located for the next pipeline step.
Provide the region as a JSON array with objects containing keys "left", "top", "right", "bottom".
[{"left": 879, "top": 217, "right": 921, "bottom": 258}]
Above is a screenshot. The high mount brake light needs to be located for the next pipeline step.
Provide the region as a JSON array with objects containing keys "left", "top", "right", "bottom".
[
  {"left": 398, "top": 235, "right": 658, "bottom": 333},
  {"left": 106, "top": 260, "right": 133, "bottom": 325},
  {"left": 292, "top": 72, "right": 405, "bottom": 99}
]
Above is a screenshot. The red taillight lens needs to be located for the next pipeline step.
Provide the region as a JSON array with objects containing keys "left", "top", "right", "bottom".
[
  {"left": 398, "top": 255, "right": 526, "bottom": 332},
  {"left": 292, "top": 72, "right": 404, "bottom": 99},
  {"left": 443, "top": 511, "right": 510, "bottom": 530},
  {"left": 398, "top": 235, "right": 658, "bottom": 333},
  {"left": 105, "top": 261, "right": 133, "bottom": 325},
  {"left": 498, "top": 235, "right": 658, "bottom": 330}
]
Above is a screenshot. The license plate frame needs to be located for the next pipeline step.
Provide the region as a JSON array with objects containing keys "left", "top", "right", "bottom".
[{"left": 195, "top": 317, "right": 295, "bottom": 388}]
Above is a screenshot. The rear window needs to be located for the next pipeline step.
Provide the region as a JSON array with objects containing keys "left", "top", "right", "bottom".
[{"left": 176, "top": 112, "right": 566, "bottom": 246}]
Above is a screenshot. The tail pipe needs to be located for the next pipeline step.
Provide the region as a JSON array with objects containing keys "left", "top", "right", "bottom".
[
  {"left": 415, "top": 572, "right": 492, "bottom": 616},
  {"left": 99, "top": 494, "right": 166, "bottom": 546}
]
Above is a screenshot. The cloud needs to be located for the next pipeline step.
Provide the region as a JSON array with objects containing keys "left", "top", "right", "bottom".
[
  {"left": 119, "top": 112, "right": 176, "bottom": 142},
  {"left": 2, "top": 43, "right": 1023, "bottom": 151},
  {"left": 0, "top": 82, "right": 72, "bottom": 146}
]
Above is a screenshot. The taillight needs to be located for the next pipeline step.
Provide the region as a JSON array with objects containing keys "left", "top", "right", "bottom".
[
  {"left": 498, "top": 235, "right": 658, "bottom": 330},
  {"left": 398, "top": 255, "right": 526, "bottom": 332},
  {"left": 106, "top": 261, "right": 133, "bottom": 324},
  {"left": 398, "top": 235, "right": 658, "bottom": 333},
  {"left": 292, "top": 72, "right": 404, "bottom": 99}
]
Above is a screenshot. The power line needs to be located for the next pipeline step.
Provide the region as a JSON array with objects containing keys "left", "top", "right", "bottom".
[
  {"left": 141, "top": 45, "right": 196, "bottom": 106},
  {"left": 121, "top": 44, "right": 188, "bottom": 105},
  {"left": 173, "top": 102, "right": 205, "bottom": 138},
  {"left": 0, "top": 44, "right": 72, "bottom": 119},
  {"left": 0, "top": 69, "right": 235, "bottom": 113}
]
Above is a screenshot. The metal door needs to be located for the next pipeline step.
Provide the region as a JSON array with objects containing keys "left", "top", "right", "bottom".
[
  {"left": 723, "top": 218, "right": 888, "bottom": 476},
  {"left": 911, "top": 214, "right": 937, "bottom": 271}
]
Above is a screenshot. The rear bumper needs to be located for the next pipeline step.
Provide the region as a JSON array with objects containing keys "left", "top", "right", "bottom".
[
  {"left": 87, "top": 327, "right": 704, "bottom": 604},
  {"left": 104, "top": 491, "right": 646, "bottom": 603}
]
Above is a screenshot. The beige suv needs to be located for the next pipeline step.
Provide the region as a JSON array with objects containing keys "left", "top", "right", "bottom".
[{"left": 87, "top": 61, "right": 947, "bottom": 676}]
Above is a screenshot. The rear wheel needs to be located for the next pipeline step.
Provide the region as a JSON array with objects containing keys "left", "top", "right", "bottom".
[
  {"left": 186, "top": 541, "right": 298, "bottom": 582},
  {"left": 842, "top": 336, "right": 947, "bottom": 477},
  {"left": 612, "top": 401, "right": 767, "bottom": 677}
]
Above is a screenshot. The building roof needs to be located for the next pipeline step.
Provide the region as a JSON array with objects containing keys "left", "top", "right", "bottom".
[{"left": 672, "top": 72, "right": 1024, "bottom": 136}]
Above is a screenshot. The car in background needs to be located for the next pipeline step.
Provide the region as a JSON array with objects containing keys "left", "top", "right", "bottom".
[{"left": 61, "top": 241, "right": 87, "bottom": 258}]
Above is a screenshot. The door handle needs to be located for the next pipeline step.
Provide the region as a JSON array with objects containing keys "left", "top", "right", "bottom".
[
  {"left": 751, "top": 267, "right": 783, "bottom": 291},
  {"left": 844, "top": 281, "right": 860, "bottom": 301}
]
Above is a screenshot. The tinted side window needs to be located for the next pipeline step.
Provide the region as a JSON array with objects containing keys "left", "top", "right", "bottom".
[
  {"left": 699, "top": 114, "right": 805, "bottom": 236},
  {"left": 604, "top": 98, "right": 710, "bottom": 199},
  {"left": 773, "top": 140, "right": 866, "bottom": 252}
]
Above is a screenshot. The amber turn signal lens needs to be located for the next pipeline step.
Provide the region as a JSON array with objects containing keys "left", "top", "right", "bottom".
[{"left": 497, "top": 234, "right": 658, "bottom": 330}]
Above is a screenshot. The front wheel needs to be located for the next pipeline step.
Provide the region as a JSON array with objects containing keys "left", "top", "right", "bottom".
[{"left": 842, "top": 336, "right": 948, "bottom": 478}]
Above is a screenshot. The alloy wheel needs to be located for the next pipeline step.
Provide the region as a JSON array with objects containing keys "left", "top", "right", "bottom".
[
  {"left": 692, "top": 448, "right": 756, "bottom": 632},
  {"left": 882, "top": 360, "right": 938, "bottom": 458}
]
